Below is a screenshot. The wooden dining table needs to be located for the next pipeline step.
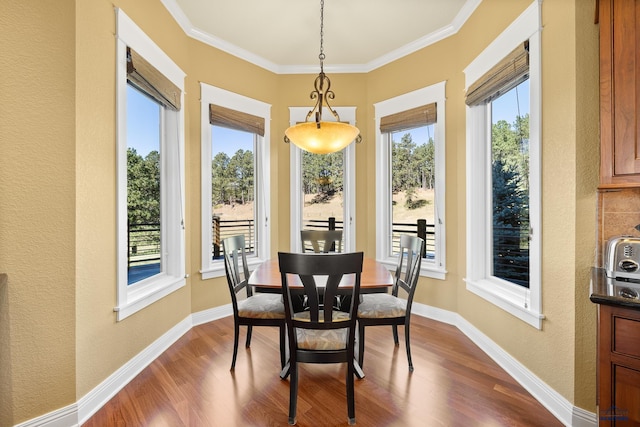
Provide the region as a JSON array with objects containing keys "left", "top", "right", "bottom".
[
  {"left": 248, "top": 256, "right": 394, "bottom": 293},
  {"left": 248, "top": 255, "right": 394, "bottom": 379}
]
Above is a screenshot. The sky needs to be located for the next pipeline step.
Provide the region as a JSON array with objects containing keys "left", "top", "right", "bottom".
[{"left": 492, "top": 79, "right": 530, "bottom": 124}]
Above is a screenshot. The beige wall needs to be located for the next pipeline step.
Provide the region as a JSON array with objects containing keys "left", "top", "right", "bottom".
[
  {"left": 0, "top": 0, "right": 600, "bottom": 424},
  {"left": 1, "top": 1, "right": 77, "bottom": 425}
]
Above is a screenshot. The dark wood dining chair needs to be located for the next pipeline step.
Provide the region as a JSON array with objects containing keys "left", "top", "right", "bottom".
[
  {"left": 300, "top": 229, "right": 343, "bottom": 253},
  {"left": 278, "top": 251, "right": 364, "bottom": 426},
  {"left": 222, "top": 235, "right": 286, "bottom": 371},
  {"left": 357, "top": 234, "right": 424, "bottom": 372}
]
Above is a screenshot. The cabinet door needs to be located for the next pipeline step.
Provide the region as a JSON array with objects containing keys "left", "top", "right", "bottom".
[
  {"left": 600, "top": 0, "right": 640, "bottom": 187},
  {"left": 613, "top": 365, "right": 640, "bottom": 426}
]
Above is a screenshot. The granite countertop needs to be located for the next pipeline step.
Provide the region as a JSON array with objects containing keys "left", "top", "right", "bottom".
[{"left": 591, "top": 267, "right": 640, "bottom": 310}]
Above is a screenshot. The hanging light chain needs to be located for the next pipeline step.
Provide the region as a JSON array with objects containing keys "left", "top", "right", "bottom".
[{"left": 319, "top": 0, "right": 325, "bottom": 73}]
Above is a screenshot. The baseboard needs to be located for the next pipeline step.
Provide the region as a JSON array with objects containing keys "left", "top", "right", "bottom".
[
  {"left": 76, "top": 316, "right": 192, "bottom": 425},
  {"left": 192, "top": 303, "right": 232, "bottom": 326},
  {"left": 15, "top": 302, "right": 595, "bottom": 427},
  {"left": 412, "top": 302, "right": 597, "bottom": 427},
  {"left": 13, "top": 403, "right": 78, "bottom": 427}
]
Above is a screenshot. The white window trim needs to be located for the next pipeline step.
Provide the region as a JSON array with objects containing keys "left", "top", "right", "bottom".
[
  {"left": 115, "top": 8, "right": 186, "bottom": 321},
  {"left": 374, "top": 81, "right": 447, "bottom": 280},
  {"left": 289, "top": 107, "right": 357, "bottom": 253},
  {"left": 200, "top": 83, "right": 271, "bottom": 279},
  {"left": 463, "top": 0, "right": 543, "bottom": 329}
]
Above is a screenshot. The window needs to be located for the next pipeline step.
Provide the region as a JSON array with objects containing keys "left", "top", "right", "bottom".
[
  {"left": 374, "top": 82, "right": 446, "bottom": 279},
  {"left": 200, "top": 83, "right": 271, "bottom": 279},
  {"left": 115, "top": 9, "right": 186, "bottom": 321},
  {"left": 289, "top": 107, "right": 356, "bottom": 253},
  {"left": 464, "top": 1, "right": 543, "bottom": 328}
]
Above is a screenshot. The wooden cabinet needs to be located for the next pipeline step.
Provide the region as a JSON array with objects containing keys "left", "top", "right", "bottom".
[
  {"left": 598, "top": 304, "right": 640, "bottom": 425},
  {"left": 599, "top": 0, "right": 640, "bottom": 188}
]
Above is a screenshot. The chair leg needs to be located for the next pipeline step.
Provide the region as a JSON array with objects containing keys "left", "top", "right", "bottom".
[
  {"left": 357, "top": 323, "right": 366, "bottom": 369},
  {"left": 245, "top": 325, "right": 253, "bottom": 348},
  {"left": 231, "top": 322, "right": 240, "bottom": 370},
  {"left": 279, "top": 324, "right": 287, "bottom": 369},
  {"left": 392, "top": 324, "right": 399, "bottom": 345},
  {"left": 405, "top": 321, "right": 413, "bottom": 372},
  {"left": 347, "top": 351, "right": 356, "bottom": 425},
  {"left": 288, "top": 361, "right": 298, "bottom": 425}
]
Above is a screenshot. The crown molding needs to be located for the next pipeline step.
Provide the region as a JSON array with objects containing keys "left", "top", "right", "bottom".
[{"left": 160, "top": 0, "right": 482, "bottom": 75}]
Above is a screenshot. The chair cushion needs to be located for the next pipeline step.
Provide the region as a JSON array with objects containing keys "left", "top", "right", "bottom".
[
  {"left": 238, "top": 293, "right": 285, "bottom": 319},
  {"left": 357, "top": 293, "right": 407, "bottom": 318},
  {"left": 293, "top": 311, "right": 350, "bottom": 350}
]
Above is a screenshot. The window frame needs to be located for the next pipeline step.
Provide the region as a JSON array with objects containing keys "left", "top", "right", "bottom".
[
  {"left": 464, "top": 1, "right": 543, "bottom": 329},
  {"left": 374, "top": 81, "right": 447, "bottom": 279},
  {"left": 115, "top": 8, "right": 186, "bottom": 321},
  {"left": 289, "top": 107, "right": 357, "bottom": 253},
  {"left": 200, "top": 83, "right": 271, "bottom": 279}
]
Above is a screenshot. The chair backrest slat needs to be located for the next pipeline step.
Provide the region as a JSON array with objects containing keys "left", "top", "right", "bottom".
[
  {"left": 222, "top": 235, "right": 251, "bottom": 300},
  {"left": 279, "top": 252, "right": 363, "bottom": 331},
  {"left": 300, "top": 230, "right": 343, "bottom": 253},
  {"left": 393, "top": 235, "right": 425, "bottom": 299}
]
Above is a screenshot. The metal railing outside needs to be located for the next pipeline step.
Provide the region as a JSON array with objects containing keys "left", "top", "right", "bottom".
[
  {"left": 129, "top": 221, "right": 460, "bottom": 268},
  {"left": 212, "top": 216, "right": 255, "bottom": 259},
  {"left": 492, "top": 225, "right": 530, "bottom": 287},
  {"left": 128, "top": 223, "right": 161, "bottom": 267}
]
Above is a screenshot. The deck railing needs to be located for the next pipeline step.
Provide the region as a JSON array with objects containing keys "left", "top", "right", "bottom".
[{"left": 129, "top": 220, "right": 530, "bottom": 287}]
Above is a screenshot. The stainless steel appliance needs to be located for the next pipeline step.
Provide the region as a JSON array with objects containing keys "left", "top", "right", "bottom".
[{"left": 605, "top": 235, "right": 640, "bottom": 281}]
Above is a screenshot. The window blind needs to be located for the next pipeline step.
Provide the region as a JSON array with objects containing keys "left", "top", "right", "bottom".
[
  {"left": 379, "top": 103, "right": 437, "bottom": 134},
  {"left": 209, "top": 104, "right": 265, "bottom": 137},
  {"left": 465, "top": 42, "right": 529, "bottom": 106},
  {"left": 126, "top": 47, "right": 181, "bottom": 111}
]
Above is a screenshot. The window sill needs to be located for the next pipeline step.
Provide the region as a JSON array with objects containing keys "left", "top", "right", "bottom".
[
  {"left": 465, "top": 278, "right": 544, "bottom": 329},
  {"left": 200, "top": 256, "right": 268, "bottom": 280},
  {"left": 114, "top": 275, "right": 186, "bottom": 321}
]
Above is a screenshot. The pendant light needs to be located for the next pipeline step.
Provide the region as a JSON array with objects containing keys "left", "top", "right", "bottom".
[{"left": 284, "top": 0, "right": 361, "bottom": 154}]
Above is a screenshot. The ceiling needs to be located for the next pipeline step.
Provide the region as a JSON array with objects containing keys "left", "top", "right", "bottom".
[{"left": 161, "top": 0, "right": 482, "bottom": 74}]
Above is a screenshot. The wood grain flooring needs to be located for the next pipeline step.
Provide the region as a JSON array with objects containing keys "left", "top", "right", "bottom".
[{"left": 83, "top": 315, "right": 563, "bottom": 426}]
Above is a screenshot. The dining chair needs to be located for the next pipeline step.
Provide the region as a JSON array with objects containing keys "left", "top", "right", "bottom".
[
  {"left": 357, "top": 234, "right": 424, "bottom": 372},
  {"left": 300, "top": 229, "right": 343, "bottom": 253},
  {"left": 222, "top": 235, "right": 286, "bottom": 371},
  {"left": 278, "top": 251, "right": 364, "bottom": 426}
]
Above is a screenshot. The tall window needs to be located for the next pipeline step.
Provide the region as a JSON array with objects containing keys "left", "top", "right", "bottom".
[
  {"left": 302, "top": 150, "right": 344, "bottom": 235},
  {"left": 115, "top": 9, "right": 186, "bottom": 321},
  {"left": 491, "top": 80, "right": 530, "bottom": 287},
  {"left": 200, "top": 84, "right": 270, "bottom": 279},
  {"left": 464, "top": 1, "right": 542, "bottom": 328},
  {"left": 211, "top": 126, "right": 256, "bottom": 258},
  {"left": 289, "top": 107, "right": 356, "bottom": 253},
  {"left": 375, "top": 82, "right": 446, "bottom": 279}
]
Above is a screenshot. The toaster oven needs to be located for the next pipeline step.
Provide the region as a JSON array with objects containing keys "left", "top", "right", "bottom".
[{"left": 605, "top": 235, "right": 640, "bottom": 281}]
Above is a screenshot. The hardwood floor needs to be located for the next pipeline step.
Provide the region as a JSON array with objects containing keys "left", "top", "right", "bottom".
[{"left": 84, "top": 315, "right": 563, "bottom": 426}]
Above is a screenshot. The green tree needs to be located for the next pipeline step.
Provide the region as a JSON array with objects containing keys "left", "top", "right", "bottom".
[
  {"left": 211, "top": 152, "right": 231, "bottom": 206},
  {"left": 302, "top": 151, "right": 343, "bottom": 197},
  {"left": 127, "top": 148, "right": 160, "bottom": 225}
]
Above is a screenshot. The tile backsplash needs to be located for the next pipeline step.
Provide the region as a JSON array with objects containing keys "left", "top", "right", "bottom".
[{"left": 597, "top": 187, "right": 640, "bottom": 266}]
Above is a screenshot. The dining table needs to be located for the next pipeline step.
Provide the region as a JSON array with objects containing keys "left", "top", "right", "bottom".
[
  {"left": 248, "top": 255, "right": 394, "bottom": 379},
  {"left": 248, "top": 255, "right": 394, "bottom": 293}
]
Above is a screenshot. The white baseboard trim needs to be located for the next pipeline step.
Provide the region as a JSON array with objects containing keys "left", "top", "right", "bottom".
[
  {"left": 15, "top": 302, "right": 595, "bottom": 427},
  {"left": 192, "top": 303, "right": 232, "bottom": 326},
  {"left": 76, "top": 315, "right": 193, "bottom": 425},
  {"left": 412, "top": 302, "right": 597, "bottom": 427},
  {"left": 13, "top": 403, "right": 78, "bottom": 427}
]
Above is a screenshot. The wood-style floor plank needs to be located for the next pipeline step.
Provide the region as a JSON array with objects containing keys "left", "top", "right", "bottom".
[{"left": 83, "top": 315, "right": 563, "bottom": 426}]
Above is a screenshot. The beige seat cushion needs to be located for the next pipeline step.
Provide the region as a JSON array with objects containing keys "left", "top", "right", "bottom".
[
  {"left": 238, "top": 293, "right": 285, "bottom": 319},
  {"left": 293, "top": 311, "right": 350, "bottom": 350},
  {"left": 357, "top": 293, "right": 407, "bottom": 318}
]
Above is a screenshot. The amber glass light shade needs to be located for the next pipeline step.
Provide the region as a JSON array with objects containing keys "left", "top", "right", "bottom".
[{"left": 285, "top": 121, "right": 360, "bottom": 154}]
